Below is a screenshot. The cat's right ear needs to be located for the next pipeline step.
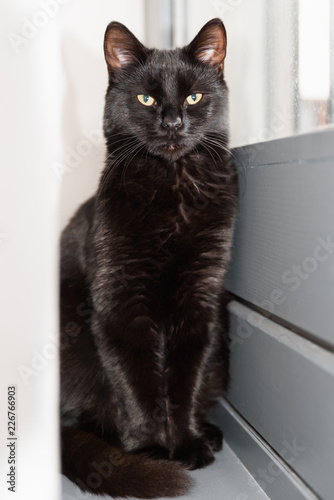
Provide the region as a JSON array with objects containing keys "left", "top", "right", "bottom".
[{"left": 104, "top": 22, "right": 147, "bottom": 74}]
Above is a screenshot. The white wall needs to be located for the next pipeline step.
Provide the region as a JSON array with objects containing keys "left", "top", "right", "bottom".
[{"left": 1, "top": 1, "right": 61, "bottom": 499}]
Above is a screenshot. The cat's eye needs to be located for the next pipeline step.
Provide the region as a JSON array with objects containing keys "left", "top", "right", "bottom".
[
  {"left": 186, "top": 93, "right": 203, "bottom": 105},
  {"left": 137, "top": 94, "right": 155, "bottom": 106}
]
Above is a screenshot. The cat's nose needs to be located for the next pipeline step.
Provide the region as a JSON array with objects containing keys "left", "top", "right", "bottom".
[{"left": 161, "top": 113, "right": 183, "bottom": 133}]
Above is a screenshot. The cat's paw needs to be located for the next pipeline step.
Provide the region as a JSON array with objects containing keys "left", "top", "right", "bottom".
[
  {"left": 172, "top": 438, "right": 215, "bottom": 470},
  {"left": 199, "top": 422, "right": 223, "bottom": 452}
]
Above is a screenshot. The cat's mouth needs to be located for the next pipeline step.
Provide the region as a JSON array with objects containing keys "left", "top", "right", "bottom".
[
  {"left": 165, "top": 143, "right": 179, "bottom": 151},
  {"left": 161, "top": 141, "right": 185, "bottom": 155},
  {"left": 159, "top": 143, "right": 186, "bottom": 160},
  {"left": 149, "top": 139, "right": 188, "bottom": 160}
]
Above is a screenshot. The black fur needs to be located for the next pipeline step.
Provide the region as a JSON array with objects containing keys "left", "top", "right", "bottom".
[{"left": 61, "top": 18, "right": 237, "bottom": 498}]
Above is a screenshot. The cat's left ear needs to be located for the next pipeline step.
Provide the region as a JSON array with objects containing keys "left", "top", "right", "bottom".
[
  {"left": 104, "top": 21, "right": 147, "bottom": 73},
  {"left": 186, "top": 18, "right": 227, "bottom": 71}
]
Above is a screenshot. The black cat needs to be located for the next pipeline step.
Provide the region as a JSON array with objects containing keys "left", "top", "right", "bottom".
[{"left": 61, "top": 18, "right": 237, "bottom": 498}]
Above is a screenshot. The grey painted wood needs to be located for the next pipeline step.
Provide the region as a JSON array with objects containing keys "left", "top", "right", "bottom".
[
  {"left": 226, "top": 300, "right": 334, "bottom": 500},
  {"left": 233, "top": 128, "right": 334, "bottom": 166},
  {"left": 211, "top": 399, "right": 319, "bottom": 500},
  {"left": 225, "top": 129, "right": 334, "bottom": 346}
]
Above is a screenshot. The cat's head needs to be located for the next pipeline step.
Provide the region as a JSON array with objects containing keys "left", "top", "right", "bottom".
[{"left": 103, "top": 19, "right": 229, "bottom": 162}]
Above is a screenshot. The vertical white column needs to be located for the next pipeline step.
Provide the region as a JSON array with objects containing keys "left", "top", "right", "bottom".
[
  {"left": 172, "top": 0, "right": 187, "bottom": 48},
  {"left": 0, "top": 1, "right": 62, "bottom": 499},
  {"left": 144, "top": 0, "right": 173, "bottom": 48}
]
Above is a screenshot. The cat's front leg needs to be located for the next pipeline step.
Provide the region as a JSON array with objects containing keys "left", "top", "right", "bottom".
[
  {"left": 166, "top": 267, "right": 224, "bottom": 469},
  {"left": 90, "top": 271, "right": 167, "bottom": 453},
  {"left": 166, "top": 328, "right": 216, "bottom": 468}
]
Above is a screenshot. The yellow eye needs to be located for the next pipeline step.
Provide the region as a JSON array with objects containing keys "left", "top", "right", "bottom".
[
  {"left": 137, "top": 94, "right": 155, "bottom": 106},
  {"left": 186, "top": 93, "right": 203, "bottom": 105}
]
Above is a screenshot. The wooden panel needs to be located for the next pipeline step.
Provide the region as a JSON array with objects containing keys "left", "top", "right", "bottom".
[
  {"left": 211, "top": 399, "right": 318, "bottom": 500},
  {"left": 226, "top": 300, "right": 334, "bottom": 500},
  {"left": 225, "top": 130, "right": 334, "bottom": 346}
]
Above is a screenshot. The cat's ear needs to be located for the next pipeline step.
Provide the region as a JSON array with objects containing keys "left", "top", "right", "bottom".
[
  {"left": 104, "top": 22, "right": 147, "bottom": 72},
  {"left": 186, "top": 18, "right": 227, "bottom": 71}
]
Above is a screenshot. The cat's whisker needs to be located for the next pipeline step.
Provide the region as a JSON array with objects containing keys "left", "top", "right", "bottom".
[
  {"left": 203, "top": 135, "right": 229, "bottom": 152},
  {"left": 204, "top": 133, "right": 231, "bottom": 154},
  {"left": 200, "top": 140, "right": 235, "bottom": 182},
  {"left": 108, "top": 138, "right": 139, "bottom": 158},
  {"left": 204, "top": 139, "right": 228, "bottom": 152},
  {"left": 198, "top": 140, "right": 220, "bottom": 168},
  {"left": 99, "top": 140, "right": 142, "bottom": 194},
  {"left": 105, "top": 146, "right": 130, "bottom": 167},
  {"left": 105, "top": 137, "right": 137, "bottom": 162},
  {"left": 202, "top": 140, "right": 223, "bottom": 161},
  {"left": 121, "top": 147, "right": 146, "bottom": 193},
  {"left": 193, "top": 145, "right": 200, "bottom": 160},
  {"left": 108, "top": 141, "right": 142, "bottom": 173},
  {"left": 107, "top": 138, "right": 134, "bottom": 151},
  {"left": 114, "top": 141, "right": 142, "bottom": 167},
  {"left": 121, "top": 143, "right": 146, "bottom": 189},
  {"left": 203, "top": 139, "right": 230, "bottom": 156},
  {"left": 107, "top": 130, "right": 138, "bottom": 140},
  {"left": 201, "top": 137, "right": 235, "bottom": 180},
  {"left": 144, "top": 144, "right": 149, "bottom": 170}
]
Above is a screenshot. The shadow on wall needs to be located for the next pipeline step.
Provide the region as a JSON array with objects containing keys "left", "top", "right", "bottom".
[{"left": 58, "top": 33, "right": 107, "bottom": 231}]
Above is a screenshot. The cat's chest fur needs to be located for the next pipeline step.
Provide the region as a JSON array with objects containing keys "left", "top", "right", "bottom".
[
  {"left": 170, "top": 163, "right": 202, "bottom": 230},
  {"left": 107, "top": 156, "right": 224, "bottom": 242}
]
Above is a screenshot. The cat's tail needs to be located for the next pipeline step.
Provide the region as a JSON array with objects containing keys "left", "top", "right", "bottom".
[{"left": 61, "top": 427, "right": 192, "bottom": 499}]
